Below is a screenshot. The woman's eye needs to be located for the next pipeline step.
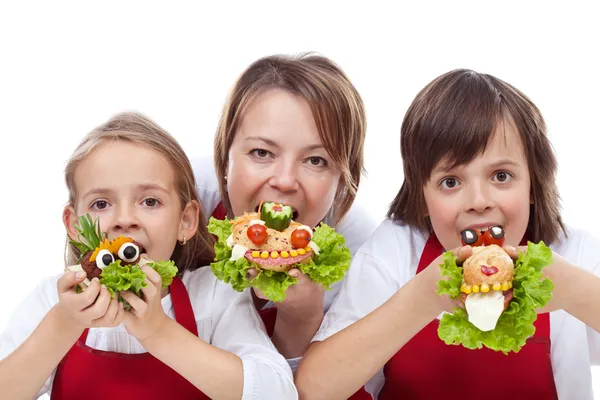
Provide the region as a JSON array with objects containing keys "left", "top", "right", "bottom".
[
  {"left": 250, "top": 148, "right": 271, "bottom": 158},
  {"left": 307, "top": 156, "right": 327, "bottom": 167},
  {"left": 493, "top": 171, "right": 513, "bottom": 183},
  {"left": 440, "top": 177, "right": 460, "bottom": 189},
  {"left": 92, "top": 200, "right": 108, "bottom": 210}
]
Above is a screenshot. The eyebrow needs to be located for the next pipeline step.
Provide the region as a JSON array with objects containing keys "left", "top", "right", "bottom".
[
  {"left": 81, "top": 183, "right": 170, "bottom": 199},
  {"left": 432, "top": 158, "right": 521, "bottom": 175},
  {"left": 245, "top": 136, "right": 325, "bottom": 152}
]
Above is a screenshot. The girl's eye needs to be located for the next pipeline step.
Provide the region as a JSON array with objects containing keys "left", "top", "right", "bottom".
[
  {"left": 143, "top": 198, "right": 160, "bottom": 207},
  {"left": 306, "top": 156, "right": 327, "bottom": 167},
  {"left": 92, "top": 200, "right": 109, "bottom": 210},
  {"left": 440, "top": 177, "right": 460, "bottom": 189},
  {"left": 493, "top": 171, "right": 513, "bottom": 183},
  {"left": 250, "top": 148, "right": 272, "bottom": 158}
]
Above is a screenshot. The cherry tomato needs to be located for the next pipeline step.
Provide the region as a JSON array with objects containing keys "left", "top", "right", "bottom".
[
  {"left": 461, "top": 228, "right": 483, "bottom": 246},
  {"left": 291, "top": 229, "right": 311, "bottom": 249},
  {"left": 483, "top": 225, "right": 505, "bottom": 246},
  {"left": 247, "top": 224, "right": 268, "bottom": 245}
]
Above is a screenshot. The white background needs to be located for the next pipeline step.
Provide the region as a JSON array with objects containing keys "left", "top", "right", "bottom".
[{"left": 1, "top": 0, "right": 598, "bottom": 397}]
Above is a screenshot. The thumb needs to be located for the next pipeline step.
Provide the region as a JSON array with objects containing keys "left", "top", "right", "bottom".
[{"left": 58, "top": 270, "right": 87, "bottom": 293}]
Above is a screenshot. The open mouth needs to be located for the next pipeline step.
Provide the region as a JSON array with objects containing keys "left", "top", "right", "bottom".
[{"left": 254, "top": 204, "right": 299, "bottom": 220}]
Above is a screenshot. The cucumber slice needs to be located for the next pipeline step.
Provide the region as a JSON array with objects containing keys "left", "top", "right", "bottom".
[{"left": 260, "top": 202, "right": 293, "bottom": 231}]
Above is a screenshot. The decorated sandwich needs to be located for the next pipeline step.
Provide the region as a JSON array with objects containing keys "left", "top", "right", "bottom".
[
  {"left": 436, "top": 226, "right": 554, "bottom": 354},
  {"left": 66, "top": 214, "right": 178, "bottom": 308},
  {"left": 208, "top": 201, "right": 351, "bottom": 302}
]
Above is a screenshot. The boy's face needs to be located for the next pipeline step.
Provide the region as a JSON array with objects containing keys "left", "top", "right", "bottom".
[
  {"left": 423, "top": 120, "right": 531, "bottom": 250},
  {"left": 65, "top": 140, "right": 192, "bottom": 263},
  {"left": 225, "top": 88, "right": 341, "bottom": 227}
]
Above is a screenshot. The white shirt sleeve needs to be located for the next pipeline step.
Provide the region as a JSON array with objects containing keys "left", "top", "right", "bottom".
[
  {"left": 312, "top": 220, "right": 421, "bottom": 398},
  {"left": 209, "top": 280, "right": 297, "bottom": 399},
  {"left": 191, "top": 154, "right": 223, "bottom": 222},
  {"left": 581, "top": 231, "right": 600, "bottom": 365},
  {"left": 553, "top": 227, "right": 600, "bottom": 366},
  {"left": 0, "top": 275, "right": 61, "bottom": 398}
]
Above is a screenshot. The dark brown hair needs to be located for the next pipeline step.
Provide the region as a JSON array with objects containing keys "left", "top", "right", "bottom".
[
  {"left": 388, "top": 69, "right": 565, "bottom": 244},
  {"left": 214, "top": 53, "right": 366, "bottom": 224}
]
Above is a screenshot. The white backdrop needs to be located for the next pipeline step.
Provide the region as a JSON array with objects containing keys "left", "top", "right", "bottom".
[{"left": 1, "top": 1, "right": 598, "bottom": 397}]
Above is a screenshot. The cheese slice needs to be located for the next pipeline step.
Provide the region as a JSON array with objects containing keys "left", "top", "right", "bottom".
[
  {"left": 230, "top": 244, "right": 249, "bottom": 261},
  {"left": 465, "top": 291, "right": 504, "bottom": 331},
  {"left": 308, "top": 240, "right": 320, "bottom": 255},
  {"left": 226, "top": 234, "right": 235, "bottom": 248}
]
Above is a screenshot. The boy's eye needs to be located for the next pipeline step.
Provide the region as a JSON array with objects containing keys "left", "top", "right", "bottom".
[
  {"left": 92, "top": 200, "right": 108, "bottom": 210},
  {"left": 307, "top": 156, "right": 327, "bottom": 167},
  {"left": 493, "top": 171, "right": 513, "bottom": 183},
  {"left": 440, "top": 177, "right": 460, "bottom": 189}
]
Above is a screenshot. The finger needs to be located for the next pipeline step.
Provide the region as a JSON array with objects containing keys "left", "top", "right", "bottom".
[
  {"left": 96, "top": 297, "right": 120, "bottom": 325},
  {"left": 113, "top": 301, "right": 125, "bottom": 325},
  {"left": 252, "top": 286, "right": 268, "bottom": 300},
  {"left": 57, "top": 271, "right": 87, "bottom": 293},
  {"left": 503, "top": 245, "right": 518, "bottom": 260},
  {"left": 454, "top": 246, "right": 473, "bottom": 264},
  {"left": 288, "top": 268, "right": 301, "bottom": 279},
  {"left": 74, "top": 278, "right": 101, "bottom": 310},
  {"left": 247, "top": 268, "right": 259, "bottom": 279},
  {"left": 141, "top": 265, "right": 162, "bottom": 288},
  {"left": 120, "top": 291, "right": 146, "bottom": 316},
  {"left": 84, "top": 285, "right": 111, "bottom": 319},
  {"left": 140, "top": 273, "right": 159, "bottom": 302}
]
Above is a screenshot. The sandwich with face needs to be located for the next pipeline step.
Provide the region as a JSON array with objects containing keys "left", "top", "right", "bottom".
[
  {"left": 436, "top": 225, "right": 554, "bottom": 353},
  {"left": 66, "top": 214, "right": 178, "bottom": 308},
  {"left": 208, "top": 201, "right": 352, "bottom": 302}
]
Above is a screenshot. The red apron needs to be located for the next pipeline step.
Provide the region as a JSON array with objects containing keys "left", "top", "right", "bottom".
[
  {"left": 51, "top": 277, "right": 208, "bottom": 399},
  {"left": 378, "top": 234, "right": 557, "bottom": 400},
  {"left": 211, "top": 202, "right": 370, "bottom": 399}
]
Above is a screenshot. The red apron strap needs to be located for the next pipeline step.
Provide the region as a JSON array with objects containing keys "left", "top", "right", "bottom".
[
  {"left": 416, "top": 234, "right": 444, "bottom": 274},
  {"left": 211, "top": 201, "right": 228, "bottom": 220},
  {"left": 169, "top": 276, "right": 198, "bottom": 336}
]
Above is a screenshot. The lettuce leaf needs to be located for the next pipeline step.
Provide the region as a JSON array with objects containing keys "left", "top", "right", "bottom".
[
  {"left": 207, "top": 217, "right": 351, "bottom": 302},
  {"left": 298, "top": 223, "right": 351, "bottom": 290},
  {"left": 99, "top": 259, "right": 179, "bottom": 310},
  {"left": 436, "top": 241, "right": 554, "bottom": 354}
]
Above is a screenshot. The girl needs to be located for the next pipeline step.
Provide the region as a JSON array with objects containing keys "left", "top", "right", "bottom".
[
  {"left": 0, "top": 112, "right": 297, "bottom": 399},
  {"left": 201, "top": 53, "right": 377, "bottom": 373},
  {"left": 295, "top": 69, "right": 600, "bottom": 399}
]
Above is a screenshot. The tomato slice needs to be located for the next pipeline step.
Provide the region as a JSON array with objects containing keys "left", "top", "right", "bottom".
[
  {"left": 291, "top": 229, "right": 311, "bottom": 249},
  {"left": 483, "top": 226, "right": 505, "bottom": 246},
  {"left": 247, "top": 224, "right": 268, "bottom": 245}
]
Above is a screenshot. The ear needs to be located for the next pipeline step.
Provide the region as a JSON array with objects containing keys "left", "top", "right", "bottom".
[
  {"left": 179, "top": 200, "right": 200, "bottom": 242},
  {"left": 63, "top": 206, "right": 79, "bottom": 241}
]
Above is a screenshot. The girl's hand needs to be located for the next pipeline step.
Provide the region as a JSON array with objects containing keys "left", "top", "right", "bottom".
[
  {"left": 248, "top": 267, "right": 325, "bottom": 321},
  {"left": 55, "top": 270, "right": 124, "bottom": 330},
  {"left": 121, "top": 265, "right": 169, "bottom": 342}
]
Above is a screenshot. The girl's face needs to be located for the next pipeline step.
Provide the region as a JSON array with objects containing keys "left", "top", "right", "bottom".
[
  {"left": 423, "top": 122, "right": 531, "bottom": 250},
  {"left": 64, "top": 141, "right": 198, "bottom": 262},
  {"left": 226, "top": 89, "right": 341, "bottom": 228}
]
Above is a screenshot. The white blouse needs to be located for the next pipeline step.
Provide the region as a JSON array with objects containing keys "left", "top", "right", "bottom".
[
  {"left": 314, "top": 219, "right": 600, "bottom": 400},
  {"left": 0, "top": 267, "right": 298, "bottom": 399}
]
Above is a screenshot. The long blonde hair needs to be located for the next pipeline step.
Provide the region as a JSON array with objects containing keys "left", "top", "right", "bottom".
[{"left": 64, "top": 111, "right": 215, "bottom": 272}]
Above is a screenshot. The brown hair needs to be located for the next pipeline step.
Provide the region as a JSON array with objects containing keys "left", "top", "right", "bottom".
[
  {"left": 388, "top": 69, "right": 565, "bottom": 244},
  {"left": 64, "top": 112, "right": 215, "bottom": 272},
  {"left": 214, "top": 53, "right": 366, "bottom": 224}
]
